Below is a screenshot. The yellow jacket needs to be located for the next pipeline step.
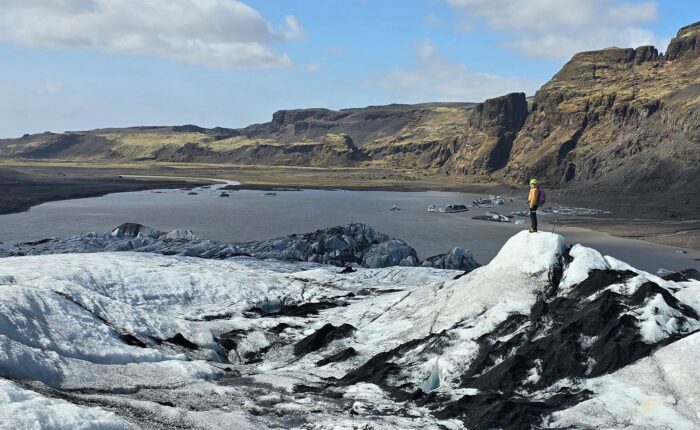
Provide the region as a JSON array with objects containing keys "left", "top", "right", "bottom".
[{"left": 528, "top": 186, "right": 540, "bottom": 209}]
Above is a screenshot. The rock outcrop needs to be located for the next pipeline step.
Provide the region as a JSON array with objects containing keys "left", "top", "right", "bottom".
[
  {"left": 666, "top": 21, "right": 700, "bottom": 61},
  {"left": 445, "top": 92, "right": 529, "bottom": 174},
  {"left": 502, "top": 24, "right": 700, "bottom": 215}
]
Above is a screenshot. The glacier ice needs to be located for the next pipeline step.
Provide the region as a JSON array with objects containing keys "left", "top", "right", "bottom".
[
  {"left": 0, "top": 223, "right": 479, "bottom": 271},
  {"left": 0, "top": 229, "right": 697, "bottom": 429},
  {"left": 0, "top": 379, "right": 133, "bottom": 430},
  {"left": 420, "top": 359, "right": 441, "bottom": 392}
]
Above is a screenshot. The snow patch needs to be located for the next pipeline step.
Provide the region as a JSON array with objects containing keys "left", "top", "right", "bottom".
[
  {"left": 488, "top": 231, "right": 566, "bottom": 274},
  {"left": 548, "top": 332, "right": 700, "bottom": 429},
  {"left": 0, "top": 379, "right": 132, "bottom": 429},
  {"left": 560, "top": 244, "right": 610, "bottom": 292}
]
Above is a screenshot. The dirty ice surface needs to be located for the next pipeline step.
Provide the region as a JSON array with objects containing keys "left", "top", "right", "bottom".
[{"left": 0, "top": 231, "right": 698, "bottom": 429}]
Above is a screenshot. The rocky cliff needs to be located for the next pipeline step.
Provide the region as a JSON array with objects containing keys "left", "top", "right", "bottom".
[
  {"left": 446, "top": 92, "right": 529, "bottom": 174},
  {"left": 503, "top": 22, "right": 700, "bottom": 214}
]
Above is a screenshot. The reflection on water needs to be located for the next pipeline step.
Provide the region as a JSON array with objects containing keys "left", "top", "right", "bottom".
[{"left": 0, "top": 187, "right": 697, "bottom": 272}]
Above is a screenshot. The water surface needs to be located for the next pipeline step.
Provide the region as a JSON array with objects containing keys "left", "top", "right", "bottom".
[{"left": 0, "top": 187, "right": 697, "bottom": 273}]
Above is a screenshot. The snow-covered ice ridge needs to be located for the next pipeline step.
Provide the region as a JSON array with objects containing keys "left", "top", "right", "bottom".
[
  {"left": 0, "top": 231, "right": 698, "bottom": 429},
  {"left": 0, "top": 223, "right": 480, "bottom": 272}
]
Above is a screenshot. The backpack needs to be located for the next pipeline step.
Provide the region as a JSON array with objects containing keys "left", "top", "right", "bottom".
[{"left": 538, "top": 187, "right": 546, "bottom": 205}]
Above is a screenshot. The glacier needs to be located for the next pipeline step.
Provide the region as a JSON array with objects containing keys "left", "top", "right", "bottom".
[
  {"left": 0, "top": 228, "right": 698, "bottom": 429},
  {"left": 0, "top": 223, "right": 480, "bottom": 272}
]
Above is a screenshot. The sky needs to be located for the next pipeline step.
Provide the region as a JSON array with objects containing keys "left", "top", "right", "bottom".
[{"left": 0, "top": 0, "right": 694, "bottom": 138}]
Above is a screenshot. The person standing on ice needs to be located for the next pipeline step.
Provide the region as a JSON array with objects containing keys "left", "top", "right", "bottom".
[{"left": 528, "top": 178, "right": 543, "bottom": 233}]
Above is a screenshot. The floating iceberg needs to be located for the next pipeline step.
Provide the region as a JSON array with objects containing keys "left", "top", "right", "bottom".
[
  {"left": 472, "top": 212, "right": 511, "bottom": 222},
  {"left": 471, "top": 195, "right": 505, "bottom": 208},
  {"left": 427, "top": 204, "right": 469, "bottom": 213}
]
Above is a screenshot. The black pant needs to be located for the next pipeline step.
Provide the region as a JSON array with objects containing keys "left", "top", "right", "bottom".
[{"left": 530, "top": 205, "right": 538, "bottom": 231}]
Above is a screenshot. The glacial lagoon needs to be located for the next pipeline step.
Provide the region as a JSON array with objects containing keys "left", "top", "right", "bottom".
[{"left": 0, "top": 186, "right": 697, "bottom": 273}]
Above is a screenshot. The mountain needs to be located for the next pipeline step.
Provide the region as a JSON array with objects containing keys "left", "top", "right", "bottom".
[
  {"left": 504, "top": 22, "right": 700, "bottom": 214},
  {"left": 0, "top": 102, "right": 478, "bottom": 168},
  {"left": 0, "top": 227, "right": 698, "bottom": 429},
  {"left": 1, "top": 22, "right": 698, "bottom": 215}
]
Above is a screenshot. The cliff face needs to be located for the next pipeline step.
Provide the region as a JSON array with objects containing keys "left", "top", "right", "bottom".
[
  {"left": 503, "top": 22, "right": 700, "bottom": 214},
  {"left": 0, "top": 92, "right": 528, "bottom": 172},
  {"left": 242, "top": 94, "right": 530, "bottom": 174},
  {"left": 248, "top": 103, "right": 476, "bottom": 149},
  {"left": 445, "top": 92, "right": 529, "bottom": 174},
  {"left": 155, "top": 133, "right": 368, "bottom": 167},
  {"left": 667, "top": 22, "right": 700, "bottom": 61}
]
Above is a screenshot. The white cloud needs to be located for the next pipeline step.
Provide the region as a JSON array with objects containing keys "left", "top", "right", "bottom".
[
  {"left": 445, "top": 0, "right": 664, "bottom": 59},
  {"left": 280, "top": 16, "right": 306, "bottom": 40},
  {"left": 371, "top": 39, "right": 539, "bottom": 103},
  {"left": 0, "top": 0, "right": 304, "bottom": 68}
]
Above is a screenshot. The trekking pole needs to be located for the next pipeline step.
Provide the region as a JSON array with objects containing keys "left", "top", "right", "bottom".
[{"left": 551, "top": 188, "right": 560, "bottom": 234}]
